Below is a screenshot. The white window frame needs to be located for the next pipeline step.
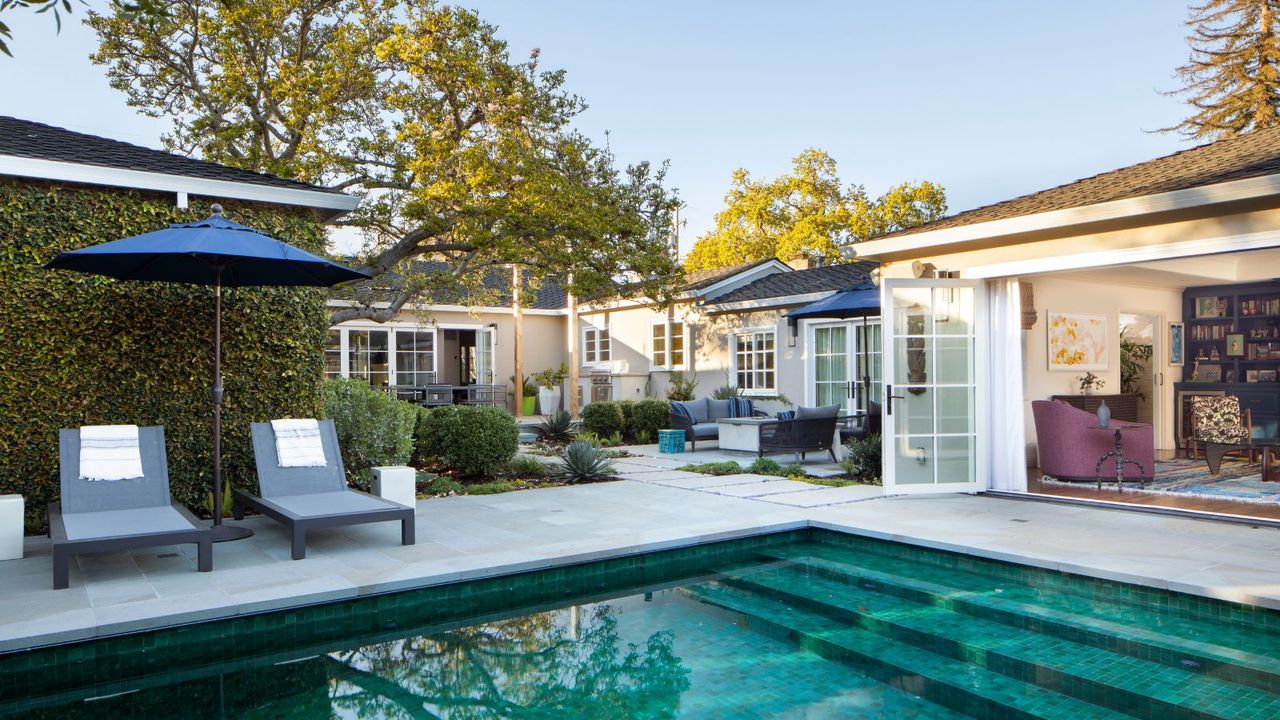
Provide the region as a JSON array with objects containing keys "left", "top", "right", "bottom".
[
  {"left": 650, "top": 319, "right": 687, "bottom": 371},
  {"left": 327, "top": 324, "right": 439, "bottom": 386},
  {"left": 582, "top": 323, "right": 611, "bottom": 366},
  {"left": 731, "top": 326, "right": 777, "bottom": 395}
]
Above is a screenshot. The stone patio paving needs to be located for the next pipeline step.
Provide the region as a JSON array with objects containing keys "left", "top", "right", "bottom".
[{"left": 3, "top": 473, "right": 1280, "bottom": 653}]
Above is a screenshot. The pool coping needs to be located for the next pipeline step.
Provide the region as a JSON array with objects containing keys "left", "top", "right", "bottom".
[{"left": 3, "top": 492, "right": 1280, "bottom": 654}]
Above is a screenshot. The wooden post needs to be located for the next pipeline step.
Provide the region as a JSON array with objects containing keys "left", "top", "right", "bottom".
[
  {"left": 513, "top": 265, "right": 524, "bottom": 417},
  {"left": 568, "top": 286, "right": 580, "bottom": 417}
]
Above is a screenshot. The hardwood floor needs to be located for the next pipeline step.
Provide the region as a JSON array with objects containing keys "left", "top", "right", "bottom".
[{"left": 1025, "top": 453, "right": 1280, "bottom": 521}]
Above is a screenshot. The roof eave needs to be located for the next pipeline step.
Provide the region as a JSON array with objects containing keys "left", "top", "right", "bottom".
[
  {"left": 0, "top": 154, "right": 360, "bottom": 221},
  {"left": 850, "top": 172, "right": 1280, "bottom": 262}
]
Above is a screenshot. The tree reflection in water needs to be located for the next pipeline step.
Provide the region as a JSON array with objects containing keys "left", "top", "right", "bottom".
[{"left": 324, "top": 604, "right": 691, "bottom": 719}]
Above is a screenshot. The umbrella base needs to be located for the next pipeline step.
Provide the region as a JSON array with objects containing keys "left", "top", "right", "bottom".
[{"left": 209, "top": 524, "right": 254, "bottom": 543}]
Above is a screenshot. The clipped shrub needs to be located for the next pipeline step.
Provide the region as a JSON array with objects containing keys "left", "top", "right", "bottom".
[
  {"left": 582, "top": 400, "right": 626, "bottom": 438},
  {"left": 536, "top": 409, "right": 575, "bottom": 444},
  {"left": 411, "top": 405, "right": 435, "bottom": 466},
  {"left": 0, "top": 185, "right": 330, "bottom": 525},
  {"left": 631, "top": 399, "right": 670, "bottom": 438},
  {"left": 617, "top": 400, "right": 637, "bottom": 434},
  {"left": 556, "top": 440, "right": 617, "bottom": 484},
  {"left": 322, "top": 378, "right": 417, "bottom": 489},
  {"left": 419, "top": 405, "right": 519, "bottom": 477}
]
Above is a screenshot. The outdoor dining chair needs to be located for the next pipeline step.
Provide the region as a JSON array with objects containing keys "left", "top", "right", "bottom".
[
  {"left": 49, "top": 426, "right": 212, "bottom": 589},
  {"left": 234, "top": 420, "right": 415, "bottom": 560},
  {"left": 424, "top": 384, "right": 453, "bottom": 407}
]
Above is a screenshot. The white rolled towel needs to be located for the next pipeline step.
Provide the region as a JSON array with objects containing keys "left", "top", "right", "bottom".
[
  {"left": 79, "top": 424, "right": 144, "bottom": 482},
  {"left": 272, "top": 418, "right": 327, "bottom": 467}
]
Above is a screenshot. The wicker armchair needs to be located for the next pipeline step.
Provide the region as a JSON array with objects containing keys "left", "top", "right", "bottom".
[{"left": 758, "top": 404, "right": 841, "bottom": 462}]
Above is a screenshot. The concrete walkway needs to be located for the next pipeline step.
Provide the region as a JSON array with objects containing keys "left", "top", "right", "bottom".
[{"left": 2, "top": 480, "right": 1279, "bottom": 653}]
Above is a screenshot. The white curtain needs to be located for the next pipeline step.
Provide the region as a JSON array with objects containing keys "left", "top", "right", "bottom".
[{"left": 987, "top": 278, "right": 1027, "bottom": 492}]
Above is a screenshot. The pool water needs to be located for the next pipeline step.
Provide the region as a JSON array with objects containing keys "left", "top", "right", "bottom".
[{"left": 3, "top": 529, "right": 1280, "bottom": 719}]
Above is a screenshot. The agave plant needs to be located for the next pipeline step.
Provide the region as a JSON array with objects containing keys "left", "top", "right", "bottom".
[
  {"left": 555, "top": 440, "right": 617, "bottom": 484},
  {"left": 536, "top": 409, "right": 575, "bottom": 443}
]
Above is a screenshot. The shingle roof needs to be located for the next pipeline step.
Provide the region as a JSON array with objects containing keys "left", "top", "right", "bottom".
[
  {"left": 379, "top": 261, "right": 567, "bottom": 310},
  {"left": 0, "top": 116, "right": 340, "bottom": 194},
  {"left": 879, "top": 126, "right": 1280, "bottom": 240},
  {"left": 707, "top": 262, "right": 875, "bottom": 305}
]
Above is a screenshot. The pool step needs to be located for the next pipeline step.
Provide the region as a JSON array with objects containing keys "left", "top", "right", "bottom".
[
  {"left": 684, "top": 582, "right": 1132, "bottom": 720},
  {"left": 753, "top": 550, "right": 1280, "bottom": 696},
  {"left": 724, "top": 563, "right": 1280, "bottom": 720},
  {"left": 759, "top": 542, "right": 1280, "bottom": 659}
]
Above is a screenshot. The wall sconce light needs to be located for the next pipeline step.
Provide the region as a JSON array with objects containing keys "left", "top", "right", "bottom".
[{"left": 786, "top": 317, "right": 798, "bottom": 348}]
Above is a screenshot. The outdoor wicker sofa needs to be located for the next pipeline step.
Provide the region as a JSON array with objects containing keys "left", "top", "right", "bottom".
[
  {"left": 233, "top": 419, "right": 415, "bottom": 560},
  {"left": 668, "top": 397, "right": 764, "bottom": 450},
  {"left": 49, "top": 426, "right": 212, "bottom": 590}
]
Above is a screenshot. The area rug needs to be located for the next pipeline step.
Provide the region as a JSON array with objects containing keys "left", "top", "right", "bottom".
[{"left": 1042, "top": 458, "right": 1280, "bottom": 505}]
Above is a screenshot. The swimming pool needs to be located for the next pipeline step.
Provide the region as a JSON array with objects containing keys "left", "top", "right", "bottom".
[{"left": 2, "top": 529, "right": 1278, "bottom": 718}]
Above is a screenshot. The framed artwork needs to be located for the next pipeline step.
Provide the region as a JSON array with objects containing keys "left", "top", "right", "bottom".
[
  {"left": 1248, "top": 369, "right": 1259, "bottom": 383},
  {"left": 1169, "top": 323, "right": 1184, "bottom": 366},
  {"left": 1199, "top": 364, "right": 1222, "bottom": 382},
  {"left": 1195, "top": 296, "right": 1227, "bottom": 318},
  {"left": 1227, "top": 334, "right": 1245, "bottom": 357},
  {"left": 1047, "top": 311, "right": 1108, "bottom": 371}
]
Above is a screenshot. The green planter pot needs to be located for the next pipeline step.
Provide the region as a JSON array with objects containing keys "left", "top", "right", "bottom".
[{"left": 522, "top": 396, "right": 537, "bottom": 415}]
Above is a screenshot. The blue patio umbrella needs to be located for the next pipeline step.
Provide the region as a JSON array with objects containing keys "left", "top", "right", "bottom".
[
  {"left": 46, "top": 205, "right": 370, "bottom": 541},
  {"left": 785, "top": 281, "right": 881, "bottom": 408}
]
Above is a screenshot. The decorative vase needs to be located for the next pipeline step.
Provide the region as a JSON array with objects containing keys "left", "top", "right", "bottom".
[
  {"left": 522, "top": 396, "right": 537, "bottom": 415},
  {"left": 1083, "top": 386, "right": 1094, "bottom": 396},
  {"left": 1096, "top": 399, "right": 1111, "bottom": 429},
  {"left": 538, "top": 386, "right": 562, "bottom": 415}
]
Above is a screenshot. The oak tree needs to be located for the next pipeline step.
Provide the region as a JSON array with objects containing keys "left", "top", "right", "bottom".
[
  {"left": 89, "top": 0, "right": 682, "bottom": 321},
  {"left": 684, "top": 149, "right": 946, "bottom": 272}
]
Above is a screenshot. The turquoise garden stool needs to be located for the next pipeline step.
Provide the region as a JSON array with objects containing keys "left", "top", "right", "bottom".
[{"left": 657, "top": 429, "right": 685, "bottom": 454}]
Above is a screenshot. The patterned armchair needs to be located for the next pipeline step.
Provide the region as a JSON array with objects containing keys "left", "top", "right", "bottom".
[{"left": 1188, "top": 395, "right": 1253, "bottom": 472}]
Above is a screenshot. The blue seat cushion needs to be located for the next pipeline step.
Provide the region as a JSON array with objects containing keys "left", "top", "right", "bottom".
[
  {"left": 706, "top": 399, "right": 731, "bottom": 420},
  {"left": 689, "top": 423, "right": 720, "bottom": 439}
]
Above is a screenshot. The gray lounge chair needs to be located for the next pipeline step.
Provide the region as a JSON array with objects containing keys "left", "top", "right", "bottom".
[
  {"left": 49, "top": 426, "right": 212, "bottom": 590},
  {"left": 233, "top": 420, "right": 415, "bottom": 560}
]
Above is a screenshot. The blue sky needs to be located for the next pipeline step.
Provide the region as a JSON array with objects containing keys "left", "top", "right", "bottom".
[{"left": 2, "top": 1, "right": 1195, "bottom": 254}]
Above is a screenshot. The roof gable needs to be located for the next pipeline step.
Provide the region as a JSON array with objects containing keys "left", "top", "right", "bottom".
[{"left": 707, "top": 262, "right": 875, "bottom": 306}]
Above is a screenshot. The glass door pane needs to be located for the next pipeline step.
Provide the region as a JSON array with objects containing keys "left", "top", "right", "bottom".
[
  {"left": 883, "top": 280, "right": 984, "bottom": 494},
  {"left": 475, "top": 328, "right": 495, "bottom": 385},
  {"left": 813, "top": 324, "right": 852, "bottom": 413}
]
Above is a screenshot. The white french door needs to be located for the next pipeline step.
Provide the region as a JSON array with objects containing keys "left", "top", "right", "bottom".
[
  {"left": 475, "top": 327, "right": 496, "bottom": 384},
  {"left": 882, "top": 279, "right": 987, "bottom": 495},
  {"left": 812, "top": 322, "right": 856, "bottom": 415}
]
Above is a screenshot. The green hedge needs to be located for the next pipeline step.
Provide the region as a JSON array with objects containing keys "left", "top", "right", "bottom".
[
  {"left": 0, "top": 179, "right": 331, "bottom": 526},
  {"left": 418, "top": 405, "right": 519, "bottom": 477},
  {"left": 581, "top": 399, "right": 669, "bottom": 443},
  {"left": 322, "top": 379, "right": 417, "bottom": 489}
]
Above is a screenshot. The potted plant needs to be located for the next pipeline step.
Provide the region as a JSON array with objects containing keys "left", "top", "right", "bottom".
[
  {"left": 1077, "top": 371, "right": 1105, "bottom": 396},
  {"left": 510, "top": 374, "right": 538, "bottom": 415},
  {"left": 533, "top": 362, "right": 568, "bottom": 414}
]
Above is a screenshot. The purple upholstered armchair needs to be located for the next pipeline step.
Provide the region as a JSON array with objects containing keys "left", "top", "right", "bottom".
[{"left": 1031, "top": 400, "right": 1154, "bottom": 482}]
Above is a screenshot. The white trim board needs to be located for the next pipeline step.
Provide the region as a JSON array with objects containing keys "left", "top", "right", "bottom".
[
  {"left": 0, "top": 154, "right": 359, "bottom": 219},
  {"left": 962, "top": 227, "right": 1280, "bottom": 279},
  {"left": 851, "top": 172, "right": 1280, "bottom": 261}
]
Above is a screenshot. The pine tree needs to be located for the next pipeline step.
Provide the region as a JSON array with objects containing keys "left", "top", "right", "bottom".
[{"left": 1166, "top": 0, "right": 1280, "bottom": 139}]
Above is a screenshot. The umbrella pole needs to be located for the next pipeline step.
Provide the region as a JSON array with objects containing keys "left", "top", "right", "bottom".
[{"left": 211, "top": 267, "right": 253, "bottom": 542}]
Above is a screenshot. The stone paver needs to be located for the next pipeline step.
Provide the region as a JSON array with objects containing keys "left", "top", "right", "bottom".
[
  {"left": 708, "top": 479, "right": 829, "bottom": 498},
  {"left": 644, "top": 473, "right": 779, "bottom": 490},
  {"left": 4, "top": 481, "right": 1280, "bottom": 654},
  {"left": 761, "top": 484, "right": 884, "bottom": 507}
]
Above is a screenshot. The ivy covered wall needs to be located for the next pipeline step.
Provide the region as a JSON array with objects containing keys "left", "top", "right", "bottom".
[{"left": 0, "top": 178, "right": 331, "bottom": 526}]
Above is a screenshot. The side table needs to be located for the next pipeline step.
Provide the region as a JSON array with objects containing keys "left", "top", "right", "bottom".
[{"left": 1091, "top": 425, "right": 1148, "bottom": 492}]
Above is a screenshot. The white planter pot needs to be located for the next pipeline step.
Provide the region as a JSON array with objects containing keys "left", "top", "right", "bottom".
[
  {"left": 538, "top": 386, "right": 562, "bottom": 414},
  {"left": 0, "top": 494, "right": 22, "bottom": 561}
]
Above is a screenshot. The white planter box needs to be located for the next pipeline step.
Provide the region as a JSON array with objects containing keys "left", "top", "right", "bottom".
[
  {"left": 371, "top": 467, "right": 417, "bottom": 509},
  {"left": 538, "top": 386, "right": 562, "bottom": 414},
  {"left": 0, "top": 494, "right": 23, "bottom": 561}
]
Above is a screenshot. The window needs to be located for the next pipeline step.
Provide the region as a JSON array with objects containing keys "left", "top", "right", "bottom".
[
  {"left": 347, "top": 329, "right": 390, "bottom": 387},
  {"left": 324, "top": 330, "right": 342, "bottom": 378},
  {"left": 855, "top": 322, "right": 882, "bottom": 413},
  {"left": 395, "top": 330, "right": 436, "bottom": 385},
  {"left": 651, "top": 320, "right": 686, "bottom": 369},
  {"left": 734, "top": 329, "right": 776, "bottom": 392},
  {"left": 583, "top": 325, "right": 611, "bottom": 364}
]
